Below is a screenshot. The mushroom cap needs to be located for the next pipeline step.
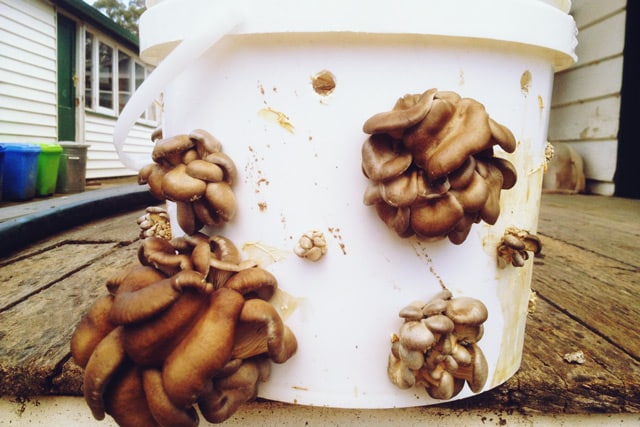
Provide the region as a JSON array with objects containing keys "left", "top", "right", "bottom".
[
  {"left": 361, "top": 133, "right": 413, "bottom": 182},
  {"left": 190, "top": 128, "right": 222, "bottom": 158},
  {"left": 204, "top": 181, "right": 237, "bottom": 223},
  {"left": 403, "top": 96, "right": 492, "bottom": 180},
  {"left": 445, "top": 297, "right": 489, "bottom": 325},
  {"left": 399, "top": 320, "right": 436, "bottom": 351},
  {"left": 387, "top": 353, "right": 416, "bottom": 389},
  {"left": 410, "top": 194, "right": 465, "bottom": 238},
  {"left": 186, "top": 159, "right": 224, "bottom": 183},
  {"left": 375, "top": 203, "right": 413, "bottom": 237},
  {"left": 363, "top": 88, "right": 438, "bottom": 137},
  {"left": 422, "top": 314, "right": 455, "bottom": 334},
  {"left": 204, "top": 152, "right": 238, "bottom": 185},
  {"left": 162, "top": 164, "right": 207, "bottom": 203},
  {"left": 152, "top": 135, "right": 194, "bottom": 166}
]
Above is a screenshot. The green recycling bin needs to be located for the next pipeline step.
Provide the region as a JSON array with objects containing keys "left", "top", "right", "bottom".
[{"left": 36, "top": 143, "right": 63, "bottom": 196}]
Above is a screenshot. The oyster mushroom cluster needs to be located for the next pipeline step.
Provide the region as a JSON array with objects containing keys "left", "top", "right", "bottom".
[
  {"left": 138, "top": 129, "right": 238, "bottom": 235},
  {"left": 137, "top": 206, "right": 172, "bottom": 240},
  {"left": 362, "top": 89, "right": 518, "bottom": 244},
  {"left": 388, "top": 290, "right": 489, "bottom": 400},
  {"left": 71, "top": 234, "right": 297, "bottom": 426},
  {"left": 497, "top": 227, "right": 542, "bottom": 268}
]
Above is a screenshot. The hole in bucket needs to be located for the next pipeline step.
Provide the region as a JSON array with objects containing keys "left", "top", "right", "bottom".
[{"left": 311, "top": 70, "right": 336, "bottom": 96}]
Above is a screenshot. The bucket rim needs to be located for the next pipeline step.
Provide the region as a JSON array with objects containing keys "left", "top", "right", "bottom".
[{"left": 139, "top": 0, "right": 578, "bottom": 70}]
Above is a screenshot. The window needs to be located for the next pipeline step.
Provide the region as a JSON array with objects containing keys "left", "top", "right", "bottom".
[
  {"left": 84, "top": 33, "right": 93, "bottom": 109},
  {"left": 84, "top": 30, "right": 158, "bottom": 122},
  {"left": 98, "top": 41, "right": 113, "bottom": 109}
]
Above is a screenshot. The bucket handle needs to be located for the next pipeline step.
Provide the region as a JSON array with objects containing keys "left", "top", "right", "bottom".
[{"left": 113, "top": 3, "right": 244, "bottom": 171}]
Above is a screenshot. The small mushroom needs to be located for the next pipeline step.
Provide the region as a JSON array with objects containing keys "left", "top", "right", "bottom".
[
  {"left": 497, "top": 228, "right": 543, "bottom": 268},
  {"left": 294, "top": 230, "right": 328, "bottom": 261},
  {"left": 162, "top": 163, "right": 207, "bottom": 202}
]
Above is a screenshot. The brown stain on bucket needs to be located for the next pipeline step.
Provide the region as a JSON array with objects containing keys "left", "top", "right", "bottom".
[
  {"left": 520, "top": 70, "right": 532, "bottom": 96},
  {"left": 258, "top": 107, "right": 295, "bottom": 133}
]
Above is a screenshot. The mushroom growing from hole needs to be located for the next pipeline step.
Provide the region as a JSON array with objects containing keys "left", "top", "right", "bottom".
[
  {"left": 497, "top": 227, "right": 542, "bottom": 268},
  {"left": 294, "top": 230, "right": 328, "bottom": 261},
  {"left": 138, "top": 129, "right": 238, "bottom": 235},
  {"left": 70, "top": 234, "right": 298, "bottom": 425},
  {"left": 362, "top": 89, "right": 518, "bottom": 244},
  {"left": 387, "top": 291, "right": 489, "bottom": 400}
]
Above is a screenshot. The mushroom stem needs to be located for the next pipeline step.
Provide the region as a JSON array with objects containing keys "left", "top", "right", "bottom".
[{"left": 83, "top": 327, "right": 127, "bottom": 421}]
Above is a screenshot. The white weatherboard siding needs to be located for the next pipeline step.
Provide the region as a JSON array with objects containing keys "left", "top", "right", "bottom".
[
  {"left": 549, "top": 0, "right": 626, "bottom": 195},
  {"left": 84, "top": 113, "right": 155, "bottom": 178},
  {"left": 0, "top": 0, "right": 57, "bottom": 144}
]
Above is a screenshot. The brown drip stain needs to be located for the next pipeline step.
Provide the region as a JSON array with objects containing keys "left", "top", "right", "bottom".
[
  {"left": 327, "top": 226, "right": 347, "bottom": 255},
  {"left": 520, "top": 70, "right": 532, "bottom": 96}
]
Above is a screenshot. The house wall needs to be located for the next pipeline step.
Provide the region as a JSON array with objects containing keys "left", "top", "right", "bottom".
[
  {"left": 0, "top": 0, "right": 58, "bottom": 144},
  {"left": 0, "top": 0, "right": 156, "bottom": 180},
  {"left": 548, "top": 0, "right": 627, "bottom": 195}
]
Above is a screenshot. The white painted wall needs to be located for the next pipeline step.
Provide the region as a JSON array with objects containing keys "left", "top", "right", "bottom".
[
  {"left": 0, "top": 0, "right": 156, "bottom": 180},
  {"left": 0, "top": 0, "right": 57, "bottom": 144},
  {"left": 549, "top": 0, "right": 627, "bottom": 195}
]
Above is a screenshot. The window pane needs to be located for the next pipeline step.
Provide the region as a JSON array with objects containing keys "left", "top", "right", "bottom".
[
  {"left": 98, "top": 42, "right": 113, "bottom": 109},
  {"left": 85, "top": 32, "right": 93, "bottom": 109},
  {"left": 118, "top": 51, "right": 131, "bottom": 113}
]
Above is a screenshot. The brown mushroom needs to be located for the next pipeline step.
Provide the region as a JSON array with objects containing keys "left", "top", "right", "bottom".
[
  {"left": 186, "top": 159, "right": 225, "bottom": 182},
  {"left": 162, "top": 287, "right": 245, "bottom": 408},
  {"left": 152, "top": 134, "right": 194, "bottom": 166},
  {"left": 361, "top": 133, "right": 413, "bottom": 182},
  {"left": 103, "top": 364, "right": 161, "bottom": 427},
  {"left": 411, "top": 194, "right": 465, "bottom": 239},
  {"left": 142, "top": 368, "right": 199, "bottom": 427},
  {"left": 204, "top": 152, "right": 238, "bottom": 185},
  {"left": 198, "top": 358, "right": 267, "bottom": 423},
  {"left": 83, "top": 326, "right": 127, "bottom": 420},
  {"left": 203, "top": 181, "right": 237, "bottom": 223},
  {"left": 363, "top": 89, "right": 438, "bottom": 138},
  {"left": 138, "top": 237, "right": 193, "bottom": 276},
  {"left": 71, "top": 294, "right": 117, "bottom": 369},
  {"left": 110, "top": 269, "right": 209, "bottom": 325},
  {"left": 222, "top": 267, "right": 278, "bottom": 301},
  {"left": 122, "top": 289, "right": 208, "bottom": 366},
  {"left": 231, "top": 298, "right": 298, "bottom": 363},
  {"left": 162, "top": 163, "right": 207, "bottom": 203},
  {"left": 190, "top": 128, "right": 222, "bottom": 158}
]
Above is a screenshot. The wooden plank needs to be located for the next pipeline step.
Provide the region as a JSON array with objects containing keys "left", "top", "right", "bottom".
[
  {"left": 0, "top": 209, "right": 144, "bottom": 264},
  {"left": 0, "top": 243, "right": 118, "bottom": 312},
  {"left": 538, "top": 194, "right": 640, "bottom": 265},
  {"left": 548, "top": 97, "right": 621, "bottom": 141},
  {"left": 532, "top": 235, "right": 640, "bottom": 358},
  {"left": 571, "top": 0, "right": 626, "bottom": 28},
  {"left": 573, "top": 11, "right": 626, "bottom": 67},
  {"left": 551, "top": 57, "right": 623, "bottom": 106},
  {"left": 446, "top": 297, "right": 640, "bottom": 413},
  {"left": 0, "top": 244, "right": 139, "bottom": 396}
]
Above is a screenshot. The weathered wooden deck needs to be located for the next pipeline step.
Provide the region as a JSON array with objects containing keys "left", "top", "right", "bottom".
[{"left": 0, "top": 193, "right": 638, "bottom": 418}]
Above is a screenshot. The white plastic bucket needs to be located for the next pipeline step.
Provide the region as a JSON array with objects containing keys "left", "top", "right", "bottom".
[{"left": 115, "top": 0, "right": 576, "bottom": 409}]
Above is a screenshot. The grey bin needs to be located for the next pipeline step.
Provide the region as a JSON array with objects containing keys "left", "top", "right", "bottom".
[{"left": 56, "top": 142, "right": 90, "bottom": 193}]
